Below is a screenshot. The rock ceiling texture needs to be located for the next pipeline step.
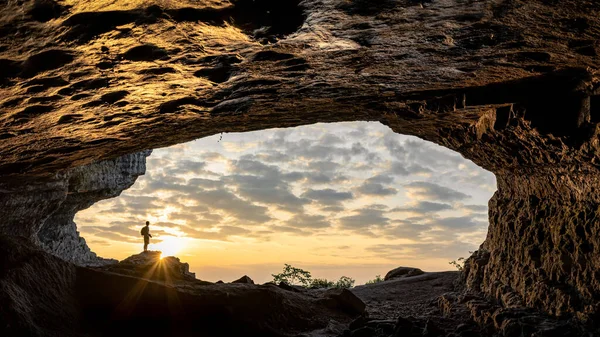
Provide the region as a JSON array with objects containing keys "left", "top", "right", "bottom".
[{"left": 1, "top": 0, "right": 600, "bottom": 333}]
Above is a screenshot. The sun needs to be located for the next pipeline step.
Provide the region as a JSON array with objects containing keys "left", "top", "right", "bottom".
[{"left": 155, "top": 236, "right": 185, "bottom": 258}]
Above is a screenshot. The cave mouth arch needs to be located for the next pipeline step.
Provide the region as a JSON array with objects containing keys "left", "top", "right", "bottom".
[{"left": 69, "top": 121, "right": 496, "bottom": 284}]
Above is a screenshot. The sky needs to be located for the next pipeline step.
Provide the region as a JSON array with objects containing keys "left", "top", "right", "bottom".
[{"left": 76, "top": 121, "right": 496, "bottom": 284}]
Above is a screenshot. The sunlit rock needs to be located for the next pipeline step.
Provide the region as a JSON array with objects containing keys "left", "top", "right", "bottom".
[{"left": 97, "top": 250, "right": 198, "bottom": 283}]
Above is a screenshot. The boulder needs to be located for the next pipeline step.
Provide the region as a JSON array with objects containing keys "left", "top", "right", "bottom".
[
  {"left": 277, "top": 281, "right": 302, "bottom": 292},
  {"left": 232, "top": 275, "right": 254, "bottom": 284},
  {"left": 322, "top": 288, "right": 366, "bottom": 315},
  {"left": 96, "top": 251, "right": 199, "bottom": 283},
  {"left": 384, "top": 267, "right": 424, "bottom": 281}
]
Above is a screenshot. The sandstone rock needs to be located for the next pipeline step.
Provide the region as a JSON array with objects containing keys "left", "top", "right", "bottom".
[
  {"left": 384, "top": 267, "right": 424, "bottom": 281},
  {"left": 349, "top": 326, "right": 376, "bottom": 337},
  {"left": 278, "top": 281, "right": 302, "bottom": 292},
  {"left": 232, "top": 275, "right": 254, "bottom": 284},
  {"left": 348, "top": 315, "right": 369, "bottom": 330},
  {"left": 97, "top": 250, "right": 199, "bottom": 283},
  {"left": 1, "top": 235, "right": 366, "bottom": 337},
  {"left": 0, "top": 235, "right": 78, "bottom": 337},
  {"left": 121, "top": 44, "right": 169, "bottom": 61},
  {"left": 0, "top": 0, "right": 599, "bottom": 331},
  {"left": 0, "top": 150, "right": 151, "bottom": 266},
  {"left": 323, "top": 288, "right": 366, "bottom": 316}
]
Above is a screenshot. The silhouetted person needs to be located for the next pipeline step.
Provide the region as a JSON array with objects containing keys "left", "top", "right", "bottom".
[{"left": 141, "top": 221, "right": 152, "bottom": 252}]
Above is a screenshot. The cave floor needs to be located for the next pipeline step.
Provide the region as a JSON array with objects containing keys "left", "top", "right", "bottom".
[{"left": 353, "top": 271, "right": 459, "bottom": 321}]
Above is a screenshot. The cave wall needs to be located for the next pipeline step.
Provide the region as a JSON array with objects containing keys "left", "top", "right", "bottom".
[
  {"left": 0, "top": 150, "right": 151, "bottom": 265},
  {"left": 464, "top": 175, "right": 600, "bottom": 323}
]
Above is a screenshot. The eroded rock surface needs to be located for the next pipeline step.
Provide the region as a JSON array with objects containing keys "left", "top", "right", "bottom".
[
  {"left": 384, "top": 266, "right": 424, "bottom": 281},
  {"left": 95, "top": 251, "right": 198, "bottom": 282},
  {"left": 0, "top": 150, "right": 151, "bottom": 265},
  {"left": 1, "top": 236, "right": 367, "bottom": 337},
  {"left": 0, "top": 0, "right": 598, "bottom": 178},
  {"left": 1, "top": 0, "right": 600, "bottom": 334},
  {"left": 463, "top": 175, "right": 600, "bottom": 322}
]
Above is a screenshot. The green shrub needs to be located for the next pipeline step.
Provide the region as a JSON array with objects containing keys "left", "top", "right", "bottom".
[
  {"left": 365, "top": 275, "right": 384, "bottom": 285},
  {"left": 449, "top": 257, "right": 466, "bottom": 271},
  {"left": 272, "top": 265, "right": 356, "bottom": 289},
  {"left": 272, "top": 264, "right": 312, "bottom": 287},
  {"left": 310, "top": 278, "right": 334, "bottom": 289},
  {"left": 334, "top": 276, "right": 355, "bottom": 289}
]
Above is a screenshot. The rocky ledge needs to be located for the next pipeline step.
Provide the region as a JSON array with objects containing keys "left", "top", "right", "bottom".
[
  {"left": 0, "top": 236, "right": 367, "bottom": 337},
  {"left": 2, "top": 236, "right": 587, "bottom": 337},
  {"left": 94, "top": 251, "right": 198, "bottom": 283}
]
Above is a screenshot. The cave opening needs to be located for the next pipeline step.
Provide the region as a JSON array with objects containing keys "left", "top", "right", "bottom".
[{"left": 71, "top": 121, "right": 496, "bottom": 285}]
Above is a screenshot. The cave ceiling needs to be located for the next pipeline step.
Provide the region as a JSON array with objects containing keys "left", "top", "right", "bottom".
[{"left": 0, "top": 0, "right": 599, "bottom": 180}]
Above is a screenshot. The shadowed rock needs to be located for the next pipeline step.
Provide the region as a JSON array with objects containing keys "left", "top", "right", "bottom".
[
  {"left": 232, "top": 275, "right": 255, "bottom": 284},
  {"left": 97, "top": 251, "right": 199, "bottom": 283},
  {"left": 384, "top": 267, "right": 424, "bottom": 281},
  {"left": 121, "top": 44, "right": 169, "bottom": 62},
  {"left": 0, "top": 236, "right": 365, "bottom": 337}
]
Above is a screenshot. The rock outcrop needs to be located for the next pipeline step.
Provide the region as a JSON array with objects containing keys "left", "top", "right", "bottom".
[
  {"left": 0, "top": 0, "right": 600, "bottom": 332},
  {"left": 0, "top": 235, "right": 79, "bottom": 337},
  {"left": 463, "top": 175, "right": 600, "bottom": 321},
  {"left": 384, "top": 267, "right": 424, "bottom": 281},
  {"left": 0, "top": 150, "right": 151, "bottom": 265},
  {"left": 96, "top": 251, "right": 199, "bottom": 282},
  {"left": 232, "top": 275, "right": 255, "bottom": 284},
  {"left": 1, "top": 236, "right": 366, "bottom": 337}
]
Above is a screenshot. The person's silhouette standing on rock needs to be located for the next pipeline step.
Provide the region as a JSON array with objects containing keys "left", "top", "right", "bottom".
[{"left": 141, "top": 221, "right": 152, "bottom": 252}]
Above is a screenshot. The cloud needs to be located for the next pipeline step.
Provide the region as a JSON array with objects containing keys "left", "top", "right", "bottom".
[
  {"left": 356, "top": 175, "right": 398, "bottom": 196},
  {"left": 255, "top": 150, "right": 291, "bottom": 163},
  {"left": 382, "top": 222, "right": 432, "bottom": 240},
  {"left": 166, "top": 160, "right": 209, "bottom": 175},
  {"left": 461, "top": 204, "right": 488, "bottom": 213},
  {"left": 191, "top": 189, "right": 272, "bottom": 224},
  {"left": 382, "top": 133, "right": 405, "bottom": 160},
  {"left": 321, "top": 205, "right": 345, "bottom": 213},
  {"left": 226, "top": 174, "right": 310, "bottom": 212},
  {"left": 389, "top": 162, "right": 410, "bottom": 176},
  {"left": 339, "top": 206, "right": 390, "bottom": 229},
  {"left": 392, "top": 201, "right": 453, "bottom": 214},
  {"left": 269, "top": 225, "right": 309, "bottom": 235},
  {"left": 366, "top": 242, "right": 478, "bottom": 260},
  {"left": 231, "top": 157, "right": 280, "bottom": 177},
  {"left": 286, "top": 214, "right": 331, "bottom": 229},
  {"left": 430, "top": 216, "right": 486, "bottom": 231},
  {"left": 302, "top": 188, "right": 354, "bottom": 206},
  {"left": 201, "top": 152, "right": 226, "bottom": 161},
  {"left": 404, "top": 181, "right": 470, "bottom": 202},
  {"left": 321, "top": 133, "right": 344, "bottom": 145},
  {"left": 308, "top": 161, "right": 340, "bottom": 172},
  {"left": 406, "top": 164, "right": 433, "bottom": 175},
  {"left": 180, "top": 225, "right": 251, "bottom": 241}
]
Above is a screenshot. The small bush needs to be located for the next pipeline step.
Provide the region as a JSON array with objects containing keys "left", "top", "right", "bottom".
[
  {"left": 310, "top": 278, "right": 334, "bottom": 289},
  {"left": 449, "top": 257, "right": 466, "bottom": 271},
  {"left": 272, "top": 264, "right": 312, "bottom": 287},
  {"left": 365, "top": 275, "right": 384, "bottom": 285},
  {"left": 334, "top": 276, "right": 355, "bottom": 289}
]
